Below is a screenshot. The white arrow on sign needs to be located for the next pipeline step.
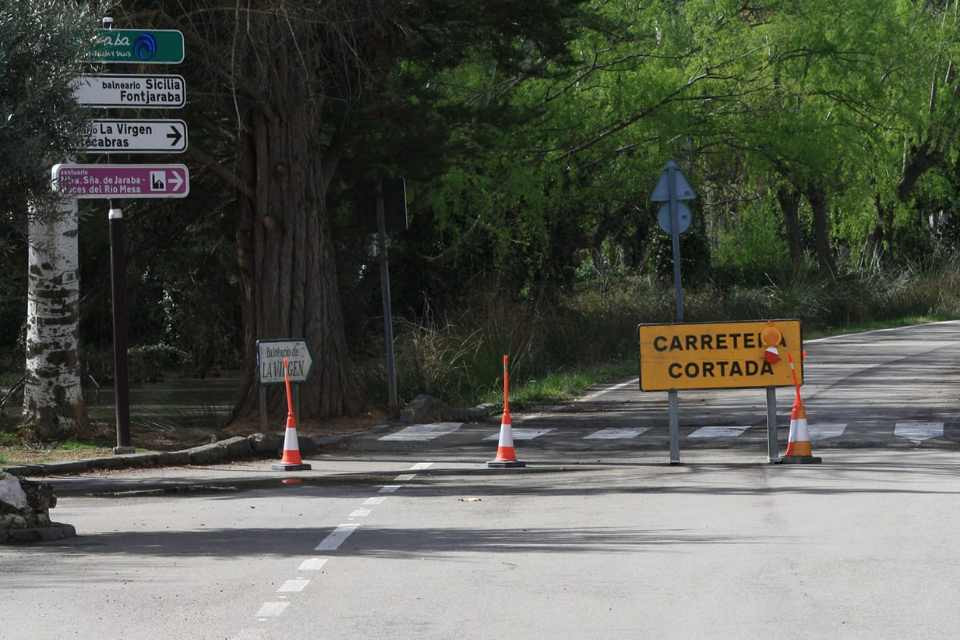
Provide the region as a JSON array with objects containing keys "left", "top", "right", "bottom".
[
  {"left": 168, "top": 170, "right": 184, "bottom": 191},
  {"left": 82, "top": 119, "right": 188, "bottom": 154},
  {"left": 650, "top": 161, "right": 697, "bottom": 202},
  {"left": 257, "top": 340, "right": 314, "bottom": 384}
]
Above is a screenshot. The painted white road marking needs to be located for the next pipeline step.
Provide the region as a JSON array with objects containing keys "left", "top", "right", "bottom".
[
  {"left": 895, "top": 421, "right": 944, "bottom": 443},
  {"left": 410, "top": 462, "right": 433, "bottom": 470},
  {"left": 315, "top": 524, "right": 359, "bottom": 551},
  {"left": 349, "top": 508, "right": 371, "bottom": 518},
  {"left": 379, "top": 485, "right": 401, "bottom": 493},
  {"left": 688, "top": 426, "right": 750, "bottom": 439},
  {"left": 484, "top": 428, "right": 554, "bottom": 441},
  {"left": 277, "top": 579, "right": 310, "bottom": 593},
  {"left": 584, "top": 427, "right": 650, "bottom": 439},
  {"left": 808, "top": 423, "right": 847, "bottom": 442},
  {"left": 363, "top": 497, "right": 387, "bottom": 506},
  {"left": 578, "top": 378, "right": 640, "bottom": 402},
  {"left": 379, "top": 422, "right": 462, "bottom": 441},
  {"left": 255, "top": 602, "right": 289, "bottom": 617},
  {"left": 394, "top": 473, "right": 416, "bottom": 481},
  {"left": 298, "top": 558, "right": 328, "bottom": 571}
]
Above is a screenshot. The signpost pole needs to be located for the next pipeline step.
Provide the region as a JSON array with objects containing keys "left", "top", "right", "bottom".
[
  {"left": 377, "top": 179, "right": 400, "bottom": 417},
  {"left": 108, "top": 207, "right": 133, "bottom": 453},
  {"left": 667, "top": 163, "right": 683, "bottom": 465},
  {"left": 766, "top": 386, "right": 779, "bottom": 463}
]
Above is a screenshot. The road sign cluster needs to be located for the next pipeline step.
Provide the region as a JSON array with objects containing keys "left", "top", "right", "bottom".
[{"left": 52, "top": 27, "right": 189, "bottom": 199}]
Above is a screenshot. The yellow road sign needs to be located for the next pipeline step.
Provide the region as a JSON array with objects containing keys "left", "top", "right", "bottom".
[{"left": 638, "top": 320, "right": 803, "bottom": 391}]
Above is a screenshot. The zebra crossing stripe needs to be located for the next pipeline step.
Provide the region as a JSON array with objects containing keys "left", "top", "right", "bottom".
[
  {"left": 688, "top": 426, "right": 750, "bottom": 439},
  {"left": 484, "top": 428, "right": 554, "bottom": 441},
  {"left": 808, "top": 423, "right": 846, "bottom": 442},
  {"left": 895, "top": 421, "right": 944, "bottom": 443},
  {"left": 584, "top": 428, "right": 650, "bottom": 439},
  {"left": 379, "top": 422, "right": 463, "bottom": 441}
]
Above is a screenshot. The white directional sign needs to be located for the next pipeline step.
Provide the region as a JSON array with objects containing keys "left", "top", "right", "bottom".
[
  {"left": 257, "top": 340, "right": 314, "bottom": 384},
  {"left": 82, "top": 119, "right": 187, "bottom": 154},
  {"left": 71, "top": 74, "right": 186, "bottom": 109}
]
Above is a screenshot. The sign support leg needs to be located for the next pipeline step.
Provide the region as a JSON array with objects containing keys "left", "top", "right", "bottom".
[
  {"left": 109, "top": 206, "right": 133, "bottom": 454},
  {"left": 259, "top": 383, "right": 267, "bottom": 432},
  {"left": 766, "top": 386, "right": 779, "bottom": 463},
  {"left": 668, "top": 390, "right": 681, "bottom": 464}
]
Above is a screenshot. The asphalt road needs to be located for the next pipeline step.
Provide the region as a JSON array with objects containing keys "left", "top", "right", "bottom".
[{"left": 2, "top": 321, "right": 960, "bottom": 639}]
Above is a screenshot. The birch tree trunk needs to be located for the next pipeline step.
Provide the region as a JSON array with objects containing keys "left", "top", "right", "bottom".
[{"left": 23, "top": 198, "right": 85, "bottom": 440}]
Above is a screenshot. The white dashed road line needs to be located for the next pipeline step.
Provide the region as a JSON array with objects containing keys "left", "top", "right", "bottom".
[
  {"left": 277, "top": 579, "right": 310, "bottom": 593},
  {"left": 484, "top": 428, "right": 554, "bottom": 441},
  {"left": 297, "top": 558, "right": 328, "bottom": 571},
  {"left": 237, "top": 460, "right": 434, "bottom": 639},
  {"left": 584, "top": 427, "right": 649, "bottom": 439},
  {"left": 895, "top": 421, "right": 944, "bottom": 443},
  {"left": 808, "top": 423, "right": 847, "bottom": 442},
  {"left": 379, "top": 423, "right": 462, "bottom": 441},
  {"left": 315, "top": 524, "right": 360, "bottom": 551},
  {"left": 687, "top": 426, "right": 750, "bottom": 439},
  {"left": 255, "top": 602, "right": 289, "bottom": 618}
]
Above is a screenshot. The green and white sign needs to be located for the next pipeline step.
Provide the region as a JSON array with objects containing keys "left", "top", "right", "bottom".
[{"left": 85, "top": 29, "right": 185, "bottom": 64}]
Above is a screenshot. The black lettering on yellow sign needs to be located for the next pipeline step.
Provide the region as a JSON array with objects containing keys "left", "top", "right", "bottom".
[
  {"left": 653, "top": 332, "right": 786, "bottom": 352},
  {"left": 667, "top": 360, "right": 775, "bottom": 379}
]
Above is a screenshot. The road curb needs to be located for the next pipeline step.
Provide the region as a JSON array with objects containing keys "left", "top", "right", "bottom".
[{"left": 1, "top": 427, "right": 391, "bottom": 478}]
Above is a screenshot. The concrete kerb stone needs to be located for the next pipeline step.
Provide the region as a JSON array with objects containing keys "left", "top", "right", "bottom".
[
  {"left": 0, "top": 402, "right": 493, "bottom": 479},
  {"left": 0, "top": 426, "right": 389, "bottom": 478}
]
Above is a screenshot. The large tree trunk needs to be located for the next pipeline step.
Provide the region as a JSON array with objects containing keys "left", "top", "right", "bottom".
[
  {"left": 235, "top": 104, "right": 361, "bottom": 419},
  {"left": 23, "top": 199, "right": 85, "bottom": 439},
  {"left": 804, "top": 184, "right": 836, "bottom": 275},
  {"left": 776, "top": 184, "right": 803, "bottom": 269}
]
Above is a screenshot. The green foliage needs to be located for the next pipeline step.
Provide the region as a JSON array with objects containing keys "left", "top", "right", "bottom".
[{"left": 0, "top": 0, "right": 98, "bottom": 215}]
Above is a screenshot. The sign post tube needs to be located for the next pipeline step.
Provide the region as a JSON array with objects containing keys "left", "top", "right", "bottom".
[
  {"left": 668, "top": 164, "right": 683, "bottom": 464},
  {"left": 377, "top": 179, "right": 400, "bottom": 416},
  {"left": 108, "top": 207, "right": 132, "bottom": 453},
  {"left": 766, "top": 386, "right": 779, "bottom": 463}
]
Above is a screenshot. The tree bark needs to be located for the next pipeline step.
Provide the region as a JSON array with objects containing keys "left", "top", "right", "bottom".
[
  {"left": 803, "top": 184, "right": 836, "bottom": 275},
  {"left": 776, "top": 184, "right": 803, "bottom": 269},
  {"left": 23, "top": 199, "right": 86, "bottom": 439},
  {"left": 235, "top": 103, "right": 361, "bottom": 419}
]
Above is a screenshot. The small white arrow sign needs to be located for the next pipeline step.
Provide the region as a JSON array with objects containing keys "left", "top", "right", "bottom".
[{"left": 650, "top": 161, "right": 696, "bottom": 202}]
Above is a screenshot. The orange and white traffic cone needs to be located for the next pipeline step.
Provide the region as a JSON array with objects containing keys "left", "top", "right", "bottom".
[
  {"left": 778, "top": 354, "right": 821, "bottom": 464},
  {"left": 488, "top": 355, "right": 525, "bottom": 468},
  {"left": 272, "top": 357, "right": 312, "bottom": 471}
]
